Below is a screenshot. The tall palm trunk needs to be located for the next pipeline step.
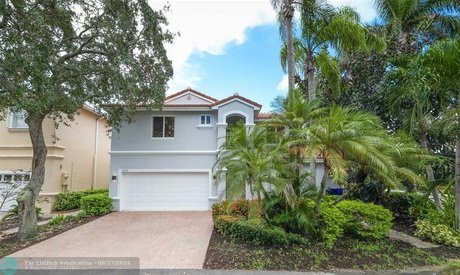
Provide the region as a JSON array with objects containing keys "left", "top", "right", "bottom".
[
  {"left": 304, "top": 53, "right": 317, "bottom": 184},
  {"left": 305, "top": 52, "right": 316, "bottom": 100},
  {"left": 284, "top": 0, "right": 295, "bottom": 96},
  {"left": 419, "top": 132, "right": 442, "bottom": 211},
  {"left": 314, "top": 163, "right": 329, "bottom": 215},
  {"left": 455, "top": 133, "right": 460, "bottom": 230},
  {"left": 455, "top": 92, "right": 460, "bottom": 230},
  {"left": 17, "top": 114, "right": 47, "bottom": 240}
]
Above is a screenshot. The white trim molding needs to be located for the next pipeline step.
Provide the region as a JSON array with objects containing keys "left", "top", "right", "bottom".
[
  {"left": 212, "top": 98, "right": 261, "bottom": 110},
  {"left": 222, "top": 110, "right": 249, "bottom": 124}
]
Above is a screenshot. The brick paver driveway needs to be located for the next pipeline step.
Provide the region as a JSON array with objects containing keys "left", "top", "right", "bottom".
[{"left": 9, "top": 212, "right": 213, "bottom": 269}]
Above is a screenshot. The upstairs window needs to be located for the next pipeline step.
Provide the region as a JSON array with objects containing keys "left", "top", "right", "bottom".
[
  {"left": 200, "top": 115, "right": 211, "bottom": 125},
  {"left": 8, "top": 110, "right": 28, "bottom": 129},
  {"left": 152, "top": 116, "right": 175, "bottom": 138}
]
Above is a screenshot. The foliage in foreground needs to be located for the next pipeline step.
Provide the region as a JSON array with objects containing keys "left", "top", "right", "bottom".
[
  {"left": 212, "top": 199, "right": 393, "bottom": 248},
  {"left": 415, "top": 220, "right": 460, "bottom": 247}
]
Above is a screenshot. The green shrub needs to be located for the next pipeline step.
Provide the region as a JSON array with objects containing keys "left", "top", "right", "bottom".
[
  {"left": 382, "top": 192, "right": 423, "bottom": 221},
  {"left": 337, "top": 200, "right": 393, "bottom": 240},
  {"left": 53, "top": 189, "right": 109, "bottom": 211},
  {"left": 80, "top": 194, "right": 112, "bottom": 217},
  {"left": 53, "top": 191, "right": 84, "bottom": 211},
  {"left": 4, "top": 205, "right": 42, "bottom": 220},
  {"left": 415, "top": 220, "right": 460, "bottom": 246},
  {"left": 316, "top": 203, "right": 348, "bottom": 248},
  {"left": 49, "top": 214, "right": 66, "bottom": 226},
  {"left": 76, "top": 210, "right": 87, "bottom": 219},
  {"left": 82, "top": 189, "right": 109, "bottom": 196},
  {"left": 214, "top": 214, "right": 306, "bottom": 245}
]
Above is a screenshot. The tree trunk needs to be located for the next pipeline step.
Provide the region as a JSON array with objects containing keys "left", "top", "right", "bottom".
[
  {"left": 284, "top": 0, "right": 295, "bottom": 95},
  {"left": 455, "top": 130, "right": 460, "bottom": 230},
  {"left": 310, "top": 157, "right": 316, "bottom": 188},
  {"left": 17, "top": 114, "right": 47, "bottom": 240},
  {"left": 314, "top": 163, "right": 329, "bottom": 215},
  {"left": 419, "top": 131, "right": 442, "bottom": 211},
  {"left": 306, "top": 54, "right": 315, "bottom": 100}
]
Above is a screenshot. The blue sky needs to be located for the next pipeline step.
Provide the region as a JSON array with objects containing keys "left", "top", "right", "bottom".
[{"left": 148, "top": 0, "right": 378, "bottom": 112}]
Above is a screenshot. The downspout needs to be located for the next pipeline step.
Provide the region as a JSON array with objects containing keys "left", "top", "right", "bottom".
[{"left": 92, "top": 117, "right": 103, "bottom": 190}]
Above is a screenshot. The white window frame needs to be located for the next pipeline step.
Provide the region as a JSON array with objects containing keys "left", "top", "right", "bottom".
[
  {"left": 7, "top": 110, "right": 28, "bottom": 130},
  {"left": 199, "top": 114, "right": 212, "bottom": 126},
  {"left": 152, "top": 116, "right": 175, "bottom": 139}
]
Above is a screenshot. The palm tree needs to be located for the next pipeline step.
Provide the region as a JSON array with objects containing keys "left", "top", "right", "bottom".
[
  {"left": 421, "top": 38, "right": 460, "bottom": 230},
  {"left": 375, "top": 0, "right": 460, "bottom": 54},
  {"left": 215, "top": 123, "right": 282, "bottom": 201},
  {"left": 268, "top": 89, "right": 325, "bottom": 187},
  {"left": 384, "top": 56, "right": 445, "bottom": 210},
  {"left": 271, "top": 0, "right": 296, "bottom": 95},
  {"left": 281, "top": 3, "right": 383, "bottom": 99},
  {"left": 297, "top": 105, "right": 425, "bottom": 214}
]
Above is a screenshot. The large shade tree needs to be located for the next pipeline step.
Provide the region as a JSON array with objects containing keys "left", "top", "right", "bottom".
[{"left": 0, "top": 0, "right": 173, "bottom": 240}]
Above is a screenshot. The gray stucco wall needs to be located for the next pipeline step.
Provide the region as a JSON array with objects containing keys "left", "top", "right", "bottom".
[{"left": 111, "top": 110, "right": 218, "bottom": 151}]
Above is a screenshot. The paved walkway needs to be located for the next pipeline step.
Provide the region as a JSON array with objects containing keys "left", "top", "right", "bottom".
[
  {"left": 8, "top": 211, "right": 213, "bottom": 269},
  {"left": 389, "top": 229, "right": 439, "bottom": 248}
]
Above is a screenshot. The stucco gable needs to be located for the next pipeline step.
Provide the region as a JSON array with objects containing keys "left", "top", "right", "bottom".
[{"left": 165, "top": 88, "right": 217, "bottom": 106}]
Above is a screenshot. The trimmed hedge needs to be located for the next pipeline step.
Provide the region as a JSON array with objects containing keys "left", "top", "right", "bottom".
[
  {"left": 214, "top": 215, "right": 306, "bottom": 245},
  {"left": 212, "top": 201, "right": 306, "bottom": 245},
  {"left": 337, "top": 200, "right": 393, "bottom": 239},
  {"left": 316, "top": 203, "right": 348, "bottom": 247},
  {"left": 53, "top": 189, "right": 108, "bottom": 211},
  {"left": 80, "top": 193, "right": 112, "bottom": 217}
]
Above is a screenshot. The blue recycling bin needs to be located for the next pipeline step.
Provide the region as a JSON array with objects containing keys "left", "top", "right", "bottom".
[{"left": 327, "top": 187, "right": 344, "bottom": 195}]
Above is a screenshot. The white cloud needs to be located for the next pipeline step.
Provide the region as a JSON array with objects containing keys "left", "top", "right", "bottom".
[
  {"left": 148, "top": 0, "right": 277, "bottom": 93},
  {"left": 276, "top": 74, "right": 288, "bottom": 92},
  {"left": 329, "top": 0, "right": 377, "bottom": 23},
  {"left": 147, "top": 1, "right": 376, "bottom": 94}
]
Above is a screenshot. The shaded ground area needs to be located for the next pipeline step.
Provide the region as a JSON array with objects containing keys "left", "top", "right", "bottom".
[
  {"left": 203, "top": 229, "right": 460, "bottom": 271},
  {"left": 0, "top": 215, "right": 99, "bottom": 258}
]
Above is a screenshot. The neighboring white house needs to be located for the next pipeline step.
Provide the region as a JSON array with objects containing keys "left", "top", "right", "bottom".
[{"left": 109, "top": 88, "right": 327, "bottom": 211}]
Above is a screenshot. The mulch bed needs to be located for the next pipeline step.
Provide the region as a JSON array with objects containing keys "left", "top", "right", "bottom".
[
  {"left": 203, "top": 229, "right": 460, "bottom": 271},
  {"left": 0, "top": 215, "right": 100, "bottom": 258}
]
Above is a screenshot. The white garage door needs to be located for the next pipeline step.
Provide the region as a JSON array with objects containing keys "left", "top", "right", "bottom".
[{"left": 120, "top": 171, "right": 210, "bottom": 211}]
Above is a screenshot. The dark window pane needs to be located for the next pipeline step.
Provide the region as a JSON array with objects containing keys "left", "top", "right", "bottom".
[
  {"left": 201, "top": 115, "right": 206, "bottom": 125},
  {"left": 153, "top": 117, "right": 164, "bottom": 137},
  {"left": 164, "top": 117, "right": 175, "bottom": 137},
  {"left": 206, "top": 115, "right": 211, "bottom": 124}
]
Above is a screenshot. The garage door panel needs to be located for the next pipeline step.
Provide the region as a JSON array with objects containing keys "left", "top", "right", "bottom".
[{"left": 121, "top": 172, "right": 209, "bottom": 211}]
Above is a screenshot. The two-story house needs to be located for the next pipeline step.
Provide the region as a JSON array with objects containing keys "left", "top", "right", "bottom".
[
  {"left": 0, "top": 106, "right": 111, "bottom": 212},
  {"left": 109, "top": 88, "right": 328, "bottom": 211}
]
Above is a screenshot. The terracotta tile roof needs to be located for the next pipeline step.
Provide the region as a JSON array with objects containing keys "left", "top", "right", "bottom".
[
  {"left": 211, "top": 93, "right": 262, "bottom": 108},
  {"left": 164, "top": 104, "right": 211, "bottom": 108},
  {"left": 257, "top": 112, "right": 271, "bottom": 119},
  {"left": 165, "top": 88, "right": 218, "bottom": 102}
]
